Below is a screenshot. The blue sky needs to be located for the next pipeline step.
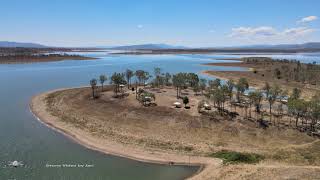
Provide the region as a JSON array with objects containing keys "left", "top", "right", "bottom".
[{"left": 0, "top": 0, "right": 319, "bottom": 47}]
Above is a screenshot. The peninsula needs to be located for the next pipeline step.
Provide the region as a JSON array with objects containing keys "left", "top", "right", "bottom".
[{"left": 30, "top": 68, "right": 320, "bottom": 179}]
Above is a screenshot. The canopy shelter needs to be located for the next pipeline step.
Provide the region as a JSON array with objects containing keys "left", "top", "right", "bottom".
[{"left": 173, "top": 102, "right": 182, "bottom": 108}]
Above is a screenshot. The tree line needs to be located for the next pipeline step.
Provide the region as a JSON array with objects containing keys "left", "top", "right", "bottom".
[{"left": 89, "top": 67, "right": 320, "bottom": 136}]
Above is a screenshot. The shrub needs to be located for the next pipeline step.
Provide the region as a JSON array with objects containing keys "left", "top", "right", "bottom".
[
  {"left": 183, "top": 96, "right": 189, "bottom": 107},
  {"left": 210, "top": 150, "right": 264, "bottom": 164}
]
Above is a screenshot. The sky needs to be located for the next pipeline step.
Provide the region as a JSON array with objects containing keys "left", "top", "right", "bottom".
[{"left": 0, "top": 0, "right": 319, "bottom": 47}]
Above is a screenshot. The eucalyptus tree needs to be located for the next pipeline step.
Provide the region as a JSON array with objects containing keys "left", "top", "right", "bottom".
[
  {"left": 135, "top": 70, "right": 145, "bottom": 85},
  {"left": 263, "top": 82, "right": 271, "bottom": 100},
  {"left": 164, "top": 72, "right": 172, "bottom": 86},
  {"left": 268, "top": 84, "right": 282, "bottom": 124},
  {"left": 199, "top": 78, "right": 207, "bottom": 95},
  {"left": 287, "top": 98, "right": 307, "bottom": 127},
  {"left": 248, "top": 92, "right": 255, "bottom": 118},
  {"left": 90, "top": 78, "right": 97, "bottom": 98},
  {"left": 212, "top": 88, "right": 227, "bottom": 113},
  {"left": 221, "top": 84, "right": 229, "bottom": 110},
  {"left": 249, "top": 90, "right": 263, "bottom": 119},
  {"left": 99, "top": 74, "right": 107, "bottom": 91},
  {"left": 111, "top": 72, "right": 126, "bottom": 95},
  {"left": 309, "top": 95, "right": 320, "bottom": 131},
  {"left": 291, "top": 88, "right": 301, "bottom": 100},
  {"left": 172, "top": 73, "right": 182, "bottom": 99},
  {"left": 187, "top": 73, "right": 199, "bottom": 88},
  {"left": 172, "top": 73, "right": 185, "bottom": 98},
  {"left": 172, "top": 74, "right": 179, "bottom": 98},
  {"left": 193, "top": 83, "right": 201, "bottom": 95},
  {"left": 235, "top": 78, "right": 249, "bottom": 103},
  {"left": 154, "top": 67, "right": 161, "bottom": 87},
  {"left": 226, "top": 79, "right": 235, "bottom": 101},
  {"left": 125, "top": 69, "right": 134, "bottom": 89},
  {"left": 154, "top": 67, "right": 161, "bottom": 77},
  {"left": 209, "top": 78, "right": 221, "bottom": 90}
]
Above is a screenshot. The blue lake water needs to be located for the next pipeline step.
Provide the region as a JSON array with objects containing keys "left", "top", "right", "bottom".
[{"left": 0, "top": 53, "right": 318, "bottom": 179}]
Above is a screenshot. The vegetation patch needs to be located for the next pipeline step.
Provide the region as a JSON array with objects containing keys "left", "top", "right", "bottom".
[
  {"left": 210, "top": 150, "right": 264, "bottom": 164},
  {"left": 271, "top": 141, "right": 320, "bottom": 165}
]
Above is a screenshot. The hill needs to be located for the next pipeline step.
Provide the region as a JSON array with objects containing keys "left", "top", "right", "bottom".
[
  {"left": 109, "top": 43, "right": 186, "bottom": 50},
  {"left": 0, "top": 41, "right": 48, "bottom": 48},
  {"left": 229, "top": 42, "right": 320, "bottom": 50}
]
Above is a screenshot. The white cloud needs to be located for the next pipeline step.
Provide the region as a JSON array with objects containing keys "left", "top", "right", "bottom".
[
  {"left": 137, "top": 24, "right": 143, "bottom": 29},
  {"left": 297, "top": 16, "right": 317, "bottom": 23},
  {"left": 229, "top": 26, "right": 315, "bottom": 39},
  {"left": 229, "top": 26, "right": 277, "bottom": 37},
  {"left": 283, "top": 27, "right": 316, "bottom": 36}
]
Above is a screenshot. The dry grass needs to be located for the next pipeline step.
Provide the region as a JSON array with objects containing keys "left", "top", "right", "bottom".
[
  {"left": 40, "top": 86, "right": 320, "bottom": 179},
  {"left": 45, "top": 86, "right": 320, "bottom": 166}
]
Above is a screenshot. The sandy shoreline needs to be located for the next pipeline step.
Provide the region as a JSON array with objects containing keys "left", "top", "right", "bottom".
[{"left": 29, "top": 88, "right": 222, "bottom": 180}]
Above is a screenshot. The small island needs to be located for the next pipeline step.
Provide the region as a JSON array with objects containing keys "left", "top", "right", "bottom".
[
  {"left": 0, "top": 47, "right": 98, "bottom": 64},
  {"left": 30, "top": 68, "right": 320, "bottom": 179}
]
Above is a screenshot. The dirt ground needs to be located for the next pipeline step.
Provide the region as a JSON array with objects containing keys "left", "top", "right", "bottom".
[{"left": 33, "top": 85, "right": 320, "bottom": 179}]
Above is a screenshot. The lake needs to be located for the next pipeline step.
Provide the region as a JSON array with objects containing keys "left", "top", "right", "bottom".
[{"left": 0, "top": 53, "right": 318, "bottom": 179}]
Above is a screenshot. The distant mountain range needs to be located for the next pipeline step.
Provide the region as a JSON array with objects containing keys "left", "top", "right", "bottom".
[
  {"left": 108, "top": 43, "right": 187, "bottom": 50},
  {"left": 108, "top": 42, "right": 320, "bottom": 51},
  {"left": 0, "top": 41, "right": 48, "bottom": 48},
  {"left": 1, "top": 41, "right": 320, "bottom": 51},
  {"left": 224, "top": 42, "right": 320, "bottom": 50}
]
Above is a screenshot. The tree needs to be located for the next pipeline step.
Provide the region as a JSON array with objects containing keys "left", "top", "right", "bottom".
[
  {"left": 248, "top": 92, "right": 255, "bottom": 118},
  {"left": 209, "top": 78, "right": 221, "bottom": 90},
  {"left": 309, "top": 94, "right": 320, "bottom": 131},
  {"left": 249, "top": 90, "right": 263, "bottom": 119},
  {"left": 183, "top": 96, "right": 189, "bottom": 107},
  {"left": 199, "top": 78, "right": 207, "bottom": 95},
  {"left": 125, "top": 69, "right": 134, "bottom": 89},
  {"left": 90, "top": 78, "right": 97, "bottom": 98},
  {"left": 268, "top": 84, "right": 281, "bottom": 124},
  {"left": 288, "top": 98, "right": 307, "bottom": 127},
  {"left": 111, "top": 72, "right": 126, "bottom": 95},
  {"left": 172, "top": 73, "right": 185, "bottom": 98},
  {"left": 235, "top": 78, "right": 249, "bottom": 103},
  {"left": 172, "top": 74, "right": 180, "bottom": 98},
  {"left": 135, "top": 70, "right": 145, "bottom": 85},
  {"left": 187, "top": 73, "right": 199, "bottom": 88},
  {"left": 154, "top": 67, "right": 161, "bottom": 87},
  {"left": 99, "top": 75, "right": 107, "bottom": 91},
  {"left": 226, "top": 80, "right": 235, "bottom": 101},
  {"left": 193, "top": 83, "right": 201, "bottom": 95},
  {"left": 220, "top": 84, "right": 229, "bottom": 110},
  {"left": 263, "top": 82, "right": 271, "bottom": 100},
  {"left": 291, "top": 88, "right": 301, "bottom": 100},
  {"left": 209, "top": 88, "right": 227, "bottom": 113},
  {"left": 164, "top": 72, "right": 172, "bottom": 86}
]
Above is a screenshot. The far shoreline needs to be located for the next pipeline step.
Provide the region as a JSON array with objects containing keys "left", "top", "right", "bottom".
[{"left": 0, "top": 55, "right": 98, "bottom": 64}]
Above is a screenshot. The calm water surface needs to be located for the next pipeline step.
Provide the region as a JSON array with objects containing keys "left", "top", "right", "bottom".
[{"left": 0, "top": 53, "right": 317, "bottom": 179}]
